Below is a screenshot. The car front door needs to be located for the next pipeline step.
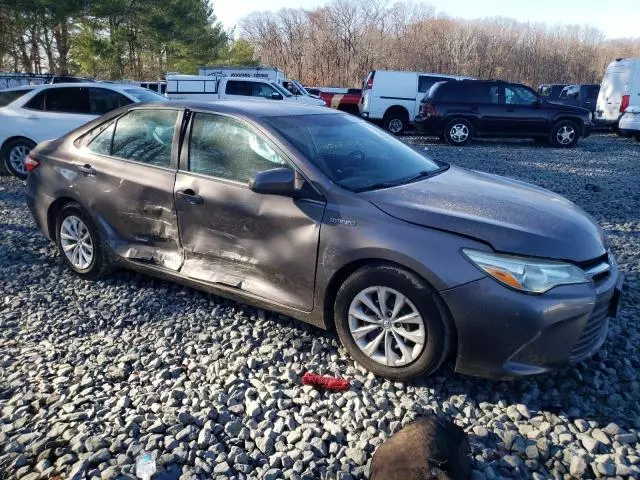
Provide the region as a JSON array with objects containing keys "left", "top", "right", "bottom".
[
  {"left": 75, "top": 107, "right": 184, "bottom": 269},
  {"left": 173, "top": 111, "right": 325, "bottom": 311},
  {"left": 20, "top": 87, "right": 96, "bottom": 142},
  {"left": 500, "top": 84, "right": 548, "bottom": 135}
]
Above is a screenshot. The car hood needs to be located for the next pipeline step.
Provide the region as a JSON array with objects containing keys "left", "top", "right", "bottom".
[
  {"left": 546, "top": 101, "right": 591, "bottom": 116},
  {"left": 291, "top": 96, "right": 326, "bottom": 106},
  {"left": 361, "top": 166, "right": 605, "bottom": 262}
]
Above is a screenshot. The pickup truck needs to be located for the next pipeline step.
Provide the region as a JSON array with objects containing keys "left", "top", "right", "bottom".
[
  {"left": 166, "top": 75, "right": 325, "bottom": 106},
  {"left": 319, "top": 88, "right": 362, "bottom": 115},
  {"left": 554, "top": 84, "right": 600, "bottom": 114}
]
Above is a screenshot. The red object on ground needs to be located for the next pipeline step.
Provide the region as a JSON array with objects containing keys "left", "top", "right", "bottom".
[{"left": 302, "top": 372, "right": 350, "bottom": 391}]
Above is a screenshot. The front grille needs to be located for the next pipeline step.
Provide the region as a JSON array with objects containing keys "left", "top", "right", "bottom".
[
  {"left": 578, "top": 253, "right": 612, "bottom": 284},
  {"left": 569, "top": 299, "right": 610, "bottom": 362}
]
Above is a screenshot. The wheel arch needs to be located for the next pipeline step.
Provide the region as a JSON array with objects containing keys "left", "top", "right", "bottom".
[
  {"left": 383, "top": 105, "right": 410, "bottom": 121},
  {"left": 323, "top": 257, "right": 458, "bottom": 362},
  {"left": 1, "top": 135, "right": 37, "bottom": 153},
  {"left": 553, "top": 116, "right": 584, "bottom": 129},
  {"left": 47, "top": 196, "right": 78, "bottom": 240}
]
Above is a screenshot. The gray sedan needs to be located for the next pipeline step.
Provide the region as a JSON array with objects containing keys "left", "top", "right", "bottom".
[{"left": 25, "top": 101, "right": 622, "bottom": 380}]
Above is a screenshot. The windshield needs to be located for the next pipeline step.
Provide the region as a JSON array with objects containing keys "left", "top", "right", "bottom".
[
  {"left": 265, "top": 114, "right": 444, "bottom": 191},
  {"left": 292, "top": 80, "right": 310, "bottom": 96},
  {"left": 123, "top": 88, "right": 167, "bottom": 102},
  {"left": 271, "top": 82, "right": 293, "bottom": 97},
  {"left": 0, "top": 88, "right": 32, "bottom": 107}
]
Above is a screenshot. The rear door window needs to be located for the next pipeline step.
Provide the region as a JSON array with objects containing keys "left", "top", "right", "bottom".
[
  {"left": 44, "top": 87, "right": 90, "bottom": 113},
  {"left": 88, "top": 88, "right": 132, "bottom": 115},
  {"left": 225, "top": 81, "right": 252, "bottom": 96},
  {"left": 111, "top": 109, "right": 179, "bottom": 167}
]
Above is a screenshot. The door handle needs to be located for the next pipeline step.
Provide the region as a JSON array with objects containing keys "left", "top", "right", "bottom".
[
  {"left": 177, "top": 189, "right": 204, "bottom": 205},
  {"left": 78, "top": 164, "right": 96, "bottom": 175}
]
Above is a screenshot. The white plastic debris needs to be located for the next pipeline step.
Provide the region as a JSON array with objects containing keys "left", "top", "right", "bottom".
[{"left": 135, "top": 451, "right": 156, "bottom": 480}]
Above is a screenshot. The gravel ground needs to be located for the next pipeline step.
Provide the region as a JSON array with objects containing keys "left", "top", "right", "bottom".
[{"left": 1, "top": 134, "right": 639, "bottom": 480}]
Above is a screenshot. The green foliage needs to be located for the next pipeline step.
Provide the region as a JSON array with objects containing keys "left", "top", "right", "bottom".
[
  {"left": 0, "top": 0, "right": 231, "bottom": 79},
  {"left": 214, "top": 39, "right": 260, "bottom": 67}
]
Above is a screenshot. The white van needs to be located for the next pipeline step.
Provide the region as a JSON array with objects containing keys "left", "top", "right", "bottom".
[
  {"left": 359, "top": 70, "right": 473, "bottom": 134},
  {"left": 166, "top": 75, "right": 325, "bottom": 106},
  {"left": 595, "top": 58, "right": 640, "bottom": 128}
]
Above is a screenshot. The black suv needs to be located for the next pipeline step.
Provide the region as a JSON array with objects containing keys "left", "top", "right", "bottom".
[{"left": 415, "top": 80, "right": 593, "bottom": 147}]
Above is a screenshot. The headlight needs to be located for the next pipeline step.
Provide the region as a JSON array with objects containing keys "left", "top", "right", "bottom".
[{"left": 463, "top": 249, "right": 590, "bottom": 294}]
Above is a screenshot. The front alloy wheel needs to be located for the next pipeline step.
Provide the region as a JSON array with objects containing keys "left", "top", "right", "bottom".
[
  {"left": 555, "top": 125, "right": 575, "bottom": 145},
  {"left": 348, "top": 286, "right": 426, "bottom": 367},
  {"left": 334, "top": 263, "right": 450, "bottom": 380},
  {"left": 550, "top": 120, "right": 580, "bottom": 148}
]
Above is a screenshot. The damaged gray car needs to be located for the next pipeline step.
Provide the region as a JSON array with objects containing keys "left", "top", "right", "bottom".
[{"left": 26, "top": 101, "right": 622, "bottom": 380}]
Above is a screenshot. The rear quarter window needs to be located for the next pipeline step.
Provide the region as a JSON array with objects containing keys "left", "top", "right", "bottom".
[{"left": 0, "top": 89, "right": 32, "bottom": 107}]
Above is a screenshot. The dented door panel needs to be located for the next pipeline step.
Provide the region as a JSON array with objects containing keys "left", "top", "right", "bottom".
[
  {"left": 174, "top": 172, "right": 324, "bottom": 311},
  {"left": 71, "top": 153, "right": 182, "bottom": 270}
]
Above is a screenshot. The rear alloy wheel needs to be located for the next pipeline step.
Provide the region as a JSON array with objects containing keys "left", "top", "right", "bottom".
[
  {"left": 2, "top": 138, "right": 36, "bottom": 179},
  {"left": 335, "top": 264, "right": 450, "bottom": 380},
  {"left": 383, "top": 112, "right": 408, "bottom": 135},
  {"left": 550, "top": 120, "right": 580, "bottom": 148},
  {"left": 444, "top": 119, "right": 473, "bottom": 146},
  {"left": 56, "top": 202, "right": 111, "bottom": 279}
]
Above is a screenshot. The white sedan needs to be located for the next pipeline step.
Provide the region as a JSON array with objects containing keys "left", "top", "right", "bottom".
[
  {"left": 619, "top": 106, "right": 640, "bottom": 141},
  {"left": 0, "top": 83, "right": 167, "bottom": 179}
]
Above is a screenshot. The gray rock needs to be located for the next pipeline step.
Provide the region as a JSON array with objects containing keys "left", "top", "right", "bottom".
[{"left": 346, "top": 447, "right": 367, "bottom": 466}]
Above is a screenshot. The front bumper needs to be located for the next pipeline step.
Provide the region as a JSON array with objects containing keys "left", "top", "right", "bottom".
[{"left": 441, "top": 260, "right": 621, "bottom": 380}]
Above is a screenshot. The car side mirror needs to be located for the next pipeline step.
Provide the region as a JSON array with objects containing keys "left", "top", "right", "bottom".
[
  {"left": 271, "top": 92, "right": 283, "bottom": 100},
  {"left": 249, "top": 168, "right": 301, "bottom": 197}
]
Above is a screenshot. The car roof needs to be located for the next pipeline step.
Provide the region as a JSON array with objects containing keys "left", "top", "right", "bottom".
[
  {"left": 163, "top": 100, "right": 338, "bottom": 118},
  {"left": 0, "top": 85, "right": 36, "bottom": 92},
  {"left": 2, "top": 82, "right": 145, "bottom": 91}
]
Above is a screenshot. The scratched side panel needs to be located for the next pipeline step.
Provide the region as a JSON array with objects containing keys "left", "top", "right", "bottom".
[
  {"left": 174, "top": 172, "right": 324, "bottom": 311},
  {"left": 71, "top": 151, "right": 182, "bottom": 270}
]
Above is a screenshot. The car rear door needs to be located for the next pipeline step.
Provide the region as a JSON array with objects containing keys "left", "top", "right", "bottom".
[
  {"left": 173, "top": 111, "right": 324, "bottom": 311},
  {"left": 20, "top": 87, "right": 96, "bottom": 142},
  {"left": 74, "top": 107, "right": 184, "bottom": 269}
]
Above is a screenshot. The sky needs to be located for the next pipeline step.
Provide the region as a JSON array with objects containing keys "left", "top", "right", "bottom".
[{"left": 214, "top": 0, "right": 640, "bottom": 39}]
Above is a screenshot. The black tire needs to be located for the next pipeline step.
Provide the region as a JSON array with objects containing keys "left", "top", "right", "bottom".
[
  {"left": 443, "top": 118, "right": 473, "bottom": 146},
  {"left": 2, "top": 138, "right": 36, "bottom": 179},
  {"left": 334, "top": 263, "right": 451, "bottom": 380},
  {"left": 383, "top": 110, "right": 408, "bottom": 135},
  {"left": 549, "top": 120, "right": 580, "bottom": 148},
  {"left": 55, "top": 202, "right": 111, "bottom": 279}
]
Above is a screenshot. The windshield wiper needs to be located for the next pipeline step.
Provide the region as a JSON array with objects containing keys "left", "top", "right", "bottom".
[{"left": 353, "top": 165, "right": 449, "bottom": 193}]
